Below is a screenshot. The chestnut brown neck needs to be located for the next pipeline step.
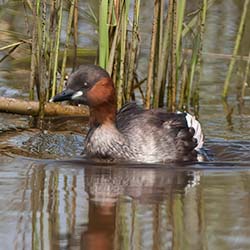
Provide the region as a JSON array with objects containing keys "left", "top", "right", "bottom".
[
  {"left": 87, "top": 77, "right": 117, "bottom": 126},
  {"left": 89, "top": 103, "right": 116, "bottom": 126}
]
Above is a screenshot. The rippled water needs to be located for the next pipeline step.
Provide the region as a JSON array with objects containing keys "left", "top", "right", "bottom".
[
  {"left": 1, "top": 0, "right": 250, "bottom": 249},
  {"left": 1, "top": 155, "right": 250, "bottom": 250}
]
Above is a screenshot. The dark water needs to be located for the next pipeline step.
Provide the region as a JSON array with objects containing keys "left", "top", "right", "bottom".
[{"left": 1, "top": 0, "right": 250, "bottom": 249}]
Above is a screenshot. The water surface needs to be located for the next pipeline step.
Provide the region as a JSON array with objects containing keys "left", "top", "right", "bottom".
[
  {"left": 1, "top": 155, "right": 250, "bottom": 250},
  {"left": 1, "top": 0, "right": 250, "bottom": 249}
]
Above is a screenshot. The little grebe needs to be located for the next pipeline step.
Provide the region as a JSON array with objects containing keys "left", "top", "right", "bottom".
[{"left": 51, "top": 65, "right": 204, "bottom": 163}]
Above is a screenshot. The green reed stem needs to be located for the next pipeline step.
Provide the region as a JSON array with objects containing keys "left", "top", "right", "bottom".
[
  {"left": 99, "top": 0, "right": 109, "bottom": 69},
  {"left": 59, "top": 0, "right": 76, "bottom": 92},
  {"left": 223, "top": 0, "right": 250, "bottom": 99}
]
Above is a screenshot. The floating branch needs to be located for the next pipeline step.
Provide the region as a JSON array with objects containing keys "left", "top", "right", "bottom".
[{"left": 0, "top": 97, "right": 89, "bottom": 117}]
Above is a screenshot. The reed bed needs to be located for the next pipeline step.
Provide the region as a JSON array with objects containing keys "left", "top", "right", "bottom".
[
  {"left": 27, "top": 0, "right": 211, "bottom": 113},
  {"left": 0, "top": 0, "right": 250, "bottom": 118},
  {"left": 99, "top": 0, "right": 209, "bottom": 113}
]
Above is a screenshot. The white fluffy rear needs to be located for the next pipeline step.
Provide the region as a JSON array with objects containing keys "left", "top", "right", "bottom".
[{"left": 185, "top": 113, "right": 204, "bottom": 150}]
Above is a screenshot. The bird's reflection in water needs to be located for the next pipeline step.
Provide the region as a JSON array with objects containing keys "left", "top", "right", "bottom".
[
  {"left": 79, "top": 164, "right": 200, "bottom": 250},
  {"left": 12, "top": 159, "right": 201, "bottom": 250}
]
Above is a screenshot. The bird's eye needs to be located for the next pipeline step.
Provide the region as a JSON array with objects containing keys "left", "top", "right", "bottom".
[
  {"left": 83, "top": 82, "right": 88, "bottom": 87},
  {"left": 64, "top": 75, "right": 69, "bottom": 87}
]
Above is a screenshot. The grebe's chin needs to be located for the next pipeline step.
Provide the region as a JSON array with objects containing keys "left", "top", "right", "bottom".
[{"left": 51, "top": 64, "right": 204, "bottom": 163}]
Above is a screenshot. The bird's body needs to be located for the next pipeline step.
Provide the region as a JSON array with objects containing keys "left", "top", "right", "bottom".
[{"left": 51, "top": 65, "right": 204, "bottom": 163}]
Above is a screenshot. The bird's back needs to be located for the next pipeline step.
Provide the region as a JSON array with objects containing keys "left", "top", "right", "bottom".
[{"left": 116, "top": 103, "right": 200, "bottom": 162}]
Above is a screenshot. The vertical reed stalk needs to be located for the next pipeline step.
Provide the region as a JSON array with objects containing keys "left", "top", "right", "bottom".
[
  {"left": 158, "top": 0, "right": 164, "bottom": 63},
  {"left": 59, "top": 0, "right": 76, "bottom": 92},
  {"left": 107, "top": 0, "right": 114, "bottom": 25},
  {"left": 116, "top": 0, "right": 130, "bottom": 109},
  {"left": 105, "top": 0, "right": 119, "bottom": 75},
  {"left": 29, "top": 0, "right": 38, "bottom": 101},
  {"left": 107, "top": 14, "right": 120, "bottom": 75},
  {"left": 47, "top": 0, "right": 56, "bottom": 100},
  {"left": 223, "top": 0, "right": 250, "bottom": 99},
  {"left": 178, "top": 59, "right": 188, "bottom": 109},
  {"left": 152, "top": 0, "right": 164, "bottom": 106},
  {"left": 176, "top": 0, "right": 186, "bottom": 73},
  {"left": 38, "top": 0, "right": 47, "bottom": 126},
  {"left": 170, "top": 0, "right": 177, "bottom": 111},
  {"left": 153, "top": 0, "right": 164, "bottom": 108},
  {"left": 155, "top": 0, "right": 173, "bottom": 108},
  {"left": 187, "top": 34, "right": 199, "bottom": 105},
  {"left": 145, "top": 0, "right": 159, "bottom": 109},
  {"left": 99, "top": 0, "right": 109, "bottom": 68},
  {"left": 191, "top": 0, "right": 208, "bottom": 114},
  {"left": 126, "top": 0, "right": 140, "bottom": 101},
  {"left": 72, "top": 0, "right": 78, "bottom": 71},
  {"left": 51, "top": 0, "right": 63, "bottom": 97},
  {"left": 22, "top": 1, "right": 32, "bottom": 36}
]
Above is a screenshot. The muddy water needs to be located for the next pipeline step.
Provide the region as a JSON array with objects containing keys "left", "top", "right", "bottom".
[{"left": 1, "top": 0, "right": 250, "bottom": 250}]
